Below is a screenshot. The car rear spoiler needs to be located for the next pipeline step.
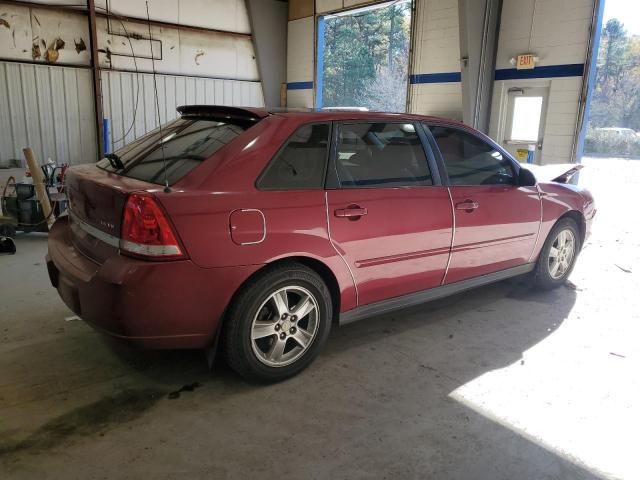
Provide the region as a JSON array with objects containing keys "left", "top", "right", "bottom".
[
  {"left": 522, "top": 164, "right": 584, "bottom": 184},
  {"left": 176, "top": 105, "right": 269, "bottom": 125}
]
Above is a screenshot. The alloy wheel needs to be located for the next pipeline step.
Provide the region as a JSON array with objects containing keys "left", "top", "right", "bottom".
[
  {"left": 250, "top": 286, "right": 320, "bottom": 367},
  {"left": 548, "top": 229, "right": 576, "bottom": 279}
]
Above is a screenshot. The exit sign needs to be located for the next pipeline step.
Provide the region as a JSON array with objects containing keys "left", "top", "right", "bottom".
[{"left": 516, "top": 54, "right": 536, "bottom": 70}]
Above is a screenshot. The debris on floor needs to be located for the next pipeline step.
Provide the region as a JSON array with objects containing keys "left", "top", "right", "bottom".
[
  {"left": 614, "top": 264, "right": 632, "bottom": 273},
  {"left": 167, "top": 382, "right": 202, "bottom": 399},
  {"left": 564, "top": 280, "right": 582, "bottom": 291}
]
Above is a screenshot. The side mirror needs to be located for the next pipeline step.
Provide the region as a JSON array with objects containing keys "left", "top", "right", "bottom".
[{"left": 518, "top": 167, "right": 537, "bottom": 186}]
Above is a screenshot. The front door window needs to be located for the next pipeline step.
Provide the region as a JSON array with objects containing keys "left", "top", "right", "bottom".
[{"left": 428, "top": 125, "right": 515, "bottom": 186}]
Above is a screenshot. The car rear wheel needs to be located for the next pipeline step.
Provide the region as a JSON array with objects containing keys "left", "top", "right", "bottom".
[
  {"left": 534, "top": 218, "right": 581, "bottom": 290},
  {"left": 223, "top": 263, "right": 332, "bottom": 383}
]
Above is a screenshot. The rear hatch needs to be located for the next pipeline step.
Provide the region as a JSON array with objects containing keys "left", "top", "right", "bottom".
[
  {"left": 65, "top": 106, "right": 267, "bottom": 263},
  {"left": 66, "top": 166, "right": 153, "bottom": 263}
]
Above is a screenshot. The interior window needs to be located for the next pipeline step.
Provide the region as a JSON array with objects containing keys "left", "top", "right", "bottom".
[
  {"left": 509, "top": 96, "right": 543, "bottom": 142},
  {"left": 335, "top": 123, "right": 432, "bottom": 188},
  {"left": 428, "top": 125, "right": 515, "bottom": 186},
  {"left": 257, "top": 123, "right": 330, "bottom": 190}
]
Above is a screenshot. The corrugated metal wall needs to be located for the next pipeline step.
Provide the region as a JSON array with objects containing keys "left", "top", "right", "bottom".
[
  {"left": 0, "top": 62, "right": 97, "bottom": 166},
  {"left": 101, "top": 71, "right": 264, "bottom": 151},
  {"left": 0, "top": 63, "right": 265, "bottom": 165},
  {"left": 0, "top": 0, "right": 265, "bottom": 166}
]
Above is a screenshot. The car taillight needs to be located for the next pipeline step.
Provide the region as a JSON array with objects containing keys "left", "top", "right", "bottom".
[{"left": 120, "top": 192, "right": 185, "bottom": 260}]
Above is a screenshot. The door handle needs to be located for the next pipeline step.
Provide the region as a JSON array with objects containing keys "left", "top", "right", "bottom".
[
  {"left": 455, "top": 200, "right": 479, "bottom": 212},
  {"left": 334, "top": 206, "right": 368, "bottom": 219}
]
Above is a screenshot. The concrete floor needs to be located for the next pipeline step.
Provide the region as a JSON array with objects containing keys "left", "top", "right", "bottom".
[{"left": 0, "top": 158, "right": 637, "bottom": 479}]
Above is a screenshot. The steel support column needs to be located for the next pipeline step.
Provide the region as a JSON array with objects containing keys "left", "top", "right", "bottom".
[
  {"left": 458, "top": 0, "right": 502, "bottom": 133},
  {"left": 87, "top": 0, "right": 104, "bottom": 159}
]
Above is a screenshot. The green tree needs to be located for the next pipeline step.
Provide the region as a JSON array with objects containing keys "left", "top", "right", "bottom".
[
  {"left": 589, "top": 19, "right": 640, "bottom": 130},
  {"left": 619, "top": 37, "right": 640, "bottom": 130},
  {"left": 586, "top": 19, "right": 640, "bottom": 155},
  {"left": 596, "top": 19, "right": 627, "bottom": 94},
  {"left": 321, "top": 2, "right": 411, "bottom": 111}
]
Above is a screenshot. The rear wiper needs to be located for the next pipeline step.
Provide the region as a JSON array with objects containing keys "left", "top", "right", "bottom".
[{"left": 106, "top": 153, "right": 125, "bottom": 170}]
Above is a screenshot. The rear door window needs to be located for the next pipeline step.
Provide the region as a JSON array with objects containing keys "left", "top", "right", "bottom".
[
  {"left": 257, "top": 123, "right": 330, "bottom": 190},
  {"left": 333, "top": 122, "right": 432, "bottom": 188},
  {"left": 97, "top": 119, "right": 247, "bottom": 185}
]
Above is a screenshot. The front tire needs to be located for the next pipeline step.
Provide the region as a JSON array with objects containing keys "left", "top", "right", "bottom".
[
  {"left": 223, "top": 263, "right": 332, "bottom": 383},
  {"left": 534, "top": 218, "right": 581, "bottom": 290}
]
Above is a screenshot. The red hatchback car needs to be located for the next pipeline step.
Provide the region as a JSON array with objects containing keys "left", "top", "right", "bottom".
[{"left": 47, "top": 106, "right": 595, "bottom": 382}]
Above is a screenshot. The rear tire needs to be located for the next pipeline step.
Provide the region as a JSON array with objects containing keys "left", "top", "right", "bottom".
[
  {"left": 534, "top": 218, "right": 581, "bottom": 290},
  {"left": 0, "top": 223, "right": 16, "bottom": 238},
  {"left": 223, "top": 263, "right": 332, "bottom": 383}
]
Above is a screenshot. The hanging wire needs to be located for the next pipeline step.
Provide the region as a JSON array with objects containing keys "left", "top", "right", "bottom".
[
  {"left": 106, "top": 0, "right": 142, "bottom": 145},
  {"left": 63, "top": 3, "right": 142, "bottom": 149},
  {"left": 145, "top": 0, "right": 170, "bottom": 193}
]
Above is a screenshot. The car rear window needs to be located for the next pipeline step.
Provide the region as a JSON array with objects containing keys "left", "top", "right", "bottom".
[{"left": 97, "top": 119, "right": 247, "bottom": 185}]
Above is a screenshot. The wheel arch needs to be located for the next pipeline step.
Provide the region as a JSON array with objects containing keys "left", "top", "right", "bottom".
[
  {"left": 558, "top": 210, "right": 586, "bottom": 248},
  {"left": 287, "top": 256, "right": 341, "bottom": 323},
  {"left": 219, "top": 256, "right": 341, "bottom": 337}
]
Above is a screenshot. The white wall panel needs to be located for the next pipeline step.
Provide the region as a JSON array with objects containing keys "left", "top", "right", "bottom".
[
  {"left": 96, "top": 17, "right": 259, "bottom": 80},
  {"left": 287, "top": 17, "right": 315, "bottom": 84},
  {"left": 496, "top": 0, "right": 594, "bottom": 70},
  {"left": 11, "top": 0, "right": 251, "bottom": 34},
  {"left": 0, "top": 62, "right": 97, "bottom": 166},
  {"left": 317, "top": 0, "right": 343, "bottom": 13},
  {"left": 410, "top": 83, "right": 463, "bottom": 119},
  {"left": 408, "top": 0, "right": 462, "bottom": 118},
  {"left": 0, "top": 5, "right": 91, "bottom": 65},
  {"left": 286, "top": 89, "right": 314, "bottom": 109},
  {"left": 101, "top": 70, "right": 264, "bottom": 151},
  {"left": 343, "top": 0, "right": 378, "bottom": 7},
  {"left": 286, "top": 16, "right": 315, "bottom": 108},
  {"left": 1, "top": 3, "right": 257, "bottom": 77},
  {"left": 9, "top": 0, "right": 86, "bottom": 5},
  {"left": 96, "top": 0, "right": 251, "bottom": 34}
]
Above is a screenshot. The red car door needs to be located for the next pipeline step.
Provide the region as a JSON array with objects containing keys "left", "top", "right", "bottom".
[
  {"left": 326, "top": 121, "right": 453, "bottom": 306},
  {"left": 426, "top": 124, "right": 541, "bottom": 284}
]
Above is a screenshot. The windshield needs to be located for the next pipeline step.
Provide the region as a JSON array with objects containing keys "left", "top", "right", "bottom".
[{"left": 97, "top": 119, "right": 247, "bottom": 185}]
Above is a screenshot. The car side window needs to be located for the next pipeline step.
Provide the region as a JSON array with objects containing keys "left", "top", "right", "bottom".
[
  {"left": 334, "top": 122, "right": 432, "bottom": 188},
  {"left": 427, "top": 125, "right": 516, "bottom": 186},
  {"left": 257, "top": 123, "right": 330, "bottom": 190}
]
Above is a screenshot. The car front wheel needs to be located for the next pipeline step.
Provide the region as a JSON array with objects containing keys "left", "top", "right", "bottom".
[
  {"left": 534, "top": 218, "right": 581, "bottom": 289},
  {"left": 223, "top": 263, "right": 332, "bottom": 383}
]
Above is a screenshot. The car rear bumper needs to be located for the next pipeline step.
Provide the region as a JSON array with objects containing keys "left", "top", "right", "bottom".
[{"left": 47, "top": 216, "right": 261, "bottom": 349}]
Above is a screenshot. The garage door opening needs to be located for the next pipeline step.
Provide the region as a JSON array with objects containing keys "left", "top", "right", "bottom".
[
  {"left": 316, "top": 0, "right": 413, "bottom": 111},
  {"left": 582, "top": 0, "right": 640, "bottom": 159}
]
